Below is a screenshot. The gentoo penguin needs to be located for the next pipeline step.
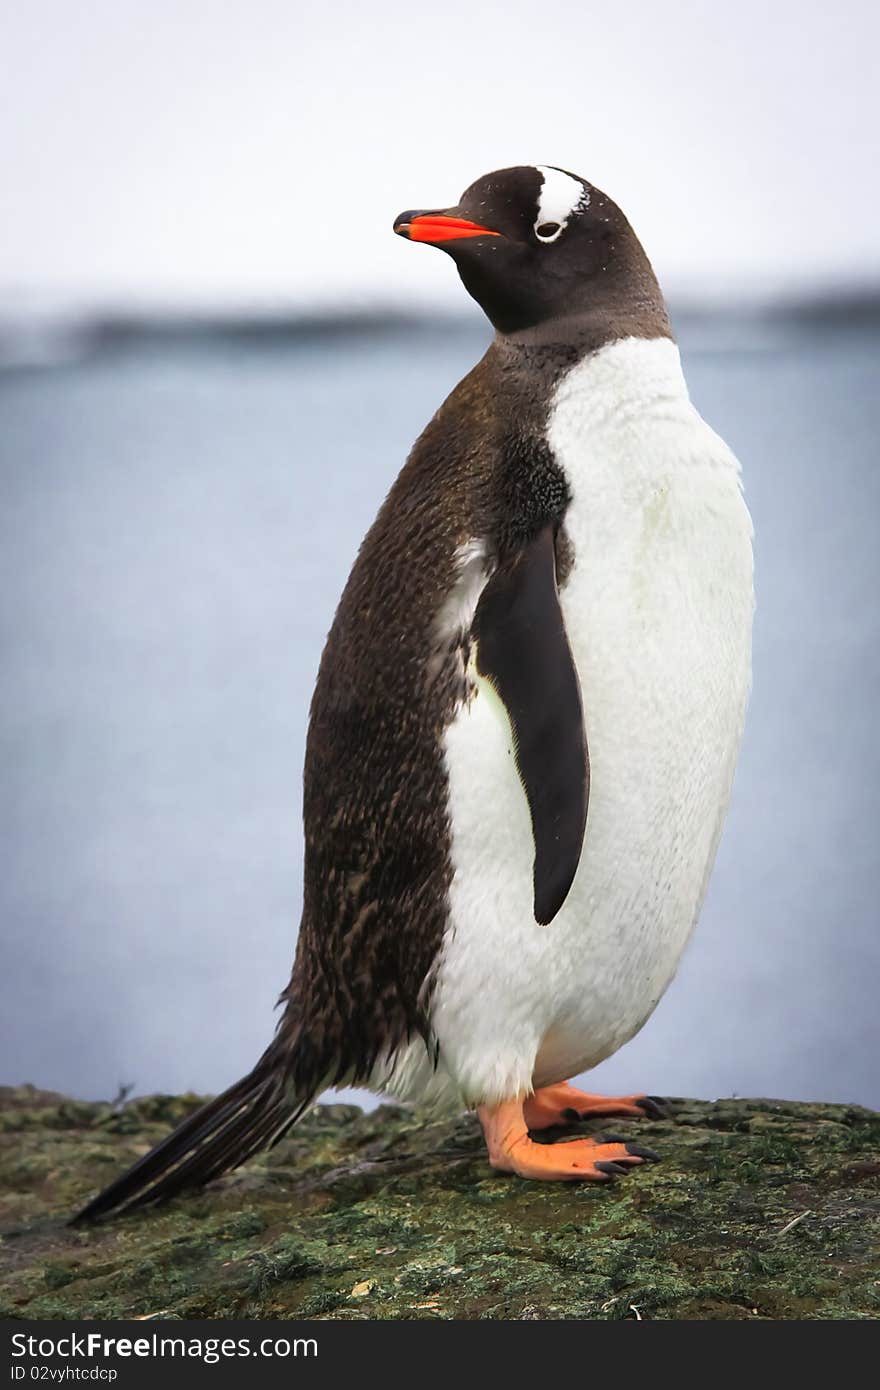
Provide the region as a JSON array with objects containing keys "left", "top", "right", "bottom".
[{"left": 75, "top": 165, "right": 753, "bottom": 1218}]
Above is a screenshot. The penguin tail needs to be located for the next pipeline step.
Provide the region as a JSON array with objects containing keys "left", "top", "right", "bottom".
[{"left": 71, "top": 1060, "right": 310, "bottom": 1224}]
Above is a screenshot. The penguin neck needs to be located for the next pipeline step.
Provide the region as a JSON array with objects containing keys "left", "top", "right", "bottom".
[
  {"left": 495, "top": 303, "right": 672, "bottom": 366},
  {"left": 492, "top": 253, "right": 673, "bottom": 370}
]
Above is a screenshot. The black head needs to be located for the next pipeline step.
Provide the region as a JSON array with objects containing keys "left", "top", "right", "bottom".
[{"left": 394, "top": 165, "right": 668, "bottom": 340}]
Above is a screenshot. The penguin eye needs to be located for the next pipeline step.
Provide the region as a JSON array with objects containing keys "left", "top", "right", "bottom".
[{"left": 535, "top": 221, "right": 562, "bottom": 242}]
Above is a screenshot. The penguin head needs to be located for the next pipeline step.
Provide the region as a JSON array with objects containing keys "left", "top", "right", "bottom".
[{"left": 394, "top": 165, "right": 658, "bottom": 336}]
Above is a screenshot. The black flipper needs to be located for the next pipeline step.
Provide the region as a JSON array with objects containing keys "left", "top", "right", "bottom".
[{"left": 473, "top": 524, "right": 589, "bottom": 925}]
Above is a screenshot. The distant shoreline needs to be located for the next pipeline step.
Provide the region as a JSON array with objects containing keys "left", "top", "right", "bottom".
[{"left": 2, "top": 288, "right": 879, "bottom": 371}]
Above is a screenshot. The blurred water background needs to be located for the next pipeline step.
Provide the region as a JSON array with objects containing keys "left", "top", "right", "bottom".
[{"left": 2, "top": 300, "right": 878, "bottom": 1109}]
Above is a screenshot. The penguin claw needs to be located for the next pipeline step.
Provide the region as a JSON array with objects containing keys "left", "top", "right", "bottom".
[
  {"left": 624, "top": 1143, "right": 661, "bottom": 1162},
  {"left": 634, "top": 1095, "right": 671, "bottom": 1120},
  {"left": 590, "top": 1143, "right": 661, "bottom": 1179}
]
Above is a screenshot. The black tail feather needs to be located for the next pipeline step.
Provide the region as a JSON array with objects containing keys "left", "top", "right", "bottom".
[{"left": 72, "top": 1063, "right": 309, "bottom": 1223}]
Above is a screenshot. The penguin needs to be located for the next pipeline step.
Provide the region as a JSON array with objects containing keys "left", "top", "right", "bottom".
[{"left": 74, "top": 165, "right": 753, "bottom": 1218}]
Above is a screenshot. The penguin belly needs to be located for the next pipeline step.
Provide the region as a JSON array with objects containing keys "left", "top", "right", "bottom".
[{"left": 413, "top": 338, "right": 754, "bottom": 1110}]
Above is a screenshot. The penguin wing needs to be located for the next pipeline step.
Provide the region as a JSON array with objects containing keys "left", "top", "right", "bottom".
[{"left": 472, "top": 523, "right": 589, "bottom": 925}]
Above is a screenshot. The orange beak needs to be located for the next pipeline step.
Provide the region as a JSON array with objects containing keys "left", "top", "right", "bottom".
[{"left": 394, "top": 212, "right": 501, "bottom": 244}]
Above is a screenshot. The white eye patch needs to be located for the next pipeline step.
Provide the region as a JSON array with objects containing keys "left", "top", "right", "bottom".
[{"left": 533, "top": 166, "right": 589, "bottom": 243}]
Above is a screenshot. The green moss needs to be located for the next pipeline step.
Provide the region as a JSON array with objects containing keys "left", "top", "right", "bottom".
[{"left": 1, "top": 1086, "right": 878, "bottom": 1319}]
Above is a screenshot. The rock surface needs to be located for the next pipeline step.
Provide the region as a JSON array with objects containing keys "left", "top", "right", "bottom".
[{"left": 1, "top": 1086, "right": 878, "bottom": 1320}]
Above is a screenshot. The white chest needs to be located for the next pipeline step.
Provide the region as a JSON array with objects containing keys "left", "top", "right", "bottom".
[{"left": 384, "top": 338, "right": 754, "bottom": 1110}]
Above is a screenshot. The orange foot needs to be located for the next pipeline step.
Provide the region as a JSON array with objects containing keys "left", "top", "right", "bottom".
[
  {"left": 523, "top": 1082, "right": 669, "bottom": 1131},
  {"left": 478, "top": 1097, "right": 660, "bottom": 1182}
]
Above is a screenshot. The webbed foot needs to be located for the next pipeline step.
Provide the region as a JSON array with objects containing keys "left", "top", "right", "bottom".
[
  {"left": 479, "top": 1097, "right": 660, "bottom": 1182},
  {"left": 523, "top": 1082, "right": 669, "bottom": 1130}
]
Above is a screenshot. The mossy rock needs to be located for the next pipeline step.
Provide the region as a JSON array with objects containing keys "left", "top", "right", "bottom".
[{"left": 1, "top": 1086, "right": 878, "bottom": 1320}]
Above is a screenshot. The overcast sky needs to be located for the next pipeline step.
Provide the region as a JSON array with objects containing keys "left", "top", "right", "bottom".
[{"left": 1, "top": 1, "right": 878, "bottom": 310}]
